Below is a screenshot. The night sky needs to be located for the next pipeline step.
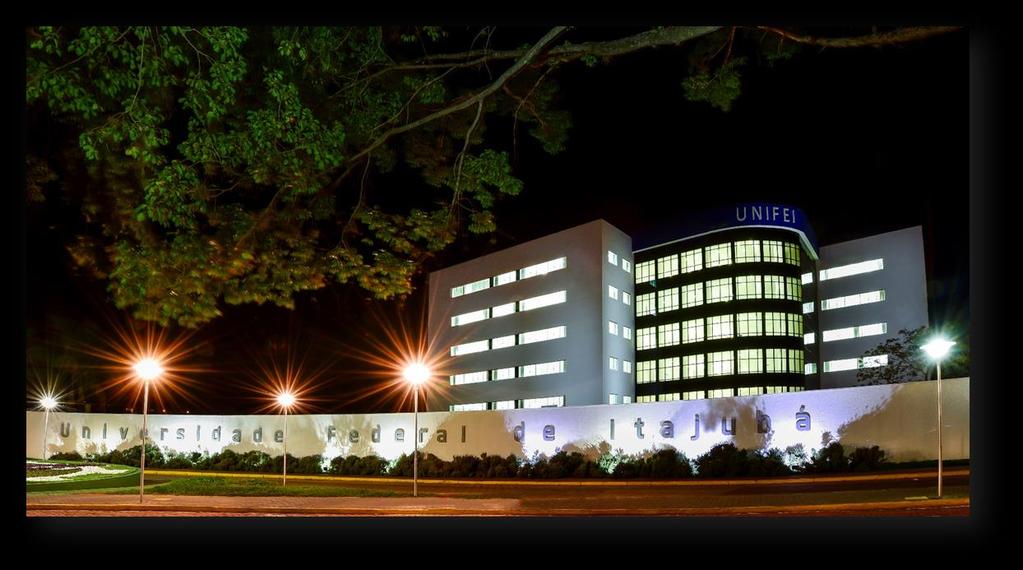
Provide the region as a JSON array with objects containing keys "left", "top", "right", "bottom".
[{"left": 25, "top": 28, "right": 968, "bottom": 415}]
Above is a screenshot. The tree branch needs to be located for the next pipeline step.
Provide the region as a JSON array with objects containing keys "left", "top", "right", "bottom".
[{"left": 756, "top": 26, "right": 960, "bottom": 48}]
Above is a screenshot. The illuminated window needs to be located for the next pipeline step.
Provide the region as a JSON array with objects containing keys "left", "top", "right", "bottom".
[
  {"left": 658, "top": 288, "right": 680, "bottom": 312},
  {"left": 821, "top": 290, "right": 886, "bottom": 311},
  {"left": 786, "top": 277, "right": 802, "bottom": 301},
  {"left": 518, "top": 290, "right": 567, "bottom": 312},
  {"left": 803, "top": 302, "right": 814, "bottom": 314},
  {"left": 764, "top": 275, "right": 786, "bottom": 299},
  {"left": 518, "top": 360, "right": 566, "bottom": 378},
  {"left": 637, "top": 327, "right": 657, "bottom": 350},
  {"left": 491, "top": 335, "right": 516, "bottom": 350},
  {"left": 451, "top": 340, "right": 489, "bottom": 356},
  {"left": 623, "top": 360, "right": 632, "bottom": 374},
  {"left": 805, "top": 363, "right": 818, "bottom": 375},
  {"left": 637, "top": 395, "right": 657, "bottom": 403},
  {"left": 819, "top": 259, "right": 884, "bottom": 281},
  {"left": 658, "top": 323, "right": 680, "bottom": 347},
  {"left": 765, "top": 312, "right": 787, "bottom": 336},
  {"left": 801, "top": 272, "right": 814, "bottom": 285},
  {"left": 738, "top": 386, "right": 765, "bottom": 396},
  {"left": 734, "top": 240, "right": 761, "bottom": 263},
  {"left": 682, "top": 318, "right": 705, "bottom": 344},
  {"left": 735, "top": 275, "right": 762, "bottom": 299},
  {"left": 763, "top": 241, "right": 784, "bottom": 263},
  {"left": 682, "top": 354, "right": 705, "bottom": 379},
  {"left": 622, "top": 292, "right": 631, "bottom": 306},
  {"left": 736, "top": 312, "right": 762, "bottom": 337},
  {"left": 708, "top": 388, "right": 735, "bottom": 399},
  {"left": 706, "top": 278, "right": 733, "bottom": 304},
  {"left": 822, "top": 322, "right": 887, "bottom": 342},
  {"left": 787, "top": 314, "right": 803, "bottom": 337},
  {"left": 738, "top": 349, "right": 763, "bottom": 374},
  {"left": 658, "top": 357, "right": 681, "bottom": 381},
  {"left": 804, "top": 333, "right": 815, "bottom": 345},
  {"left": 608, "top": 321, "right": 619, "bottom": 335},
  {"left": 518, "top": 326, "right": 567, "bottom": 345},
  {"left": 707, "top": 315, "right": 734, "bottom": 340},
  {"left": 491, "top": 367, "right": 515, "bottom": 381},
  {"left": 784, "top": 243, "right": 800, "bottom": 266},
  {"left": 658, "top": 393, "right": 680, "bottom": 402},
  {"left": 451, "top": 403, "right": 487, "bottom": 411},
  {"left": 608, "top": 251, "right": 619, "bottom": 265},
  {"left": 518, "top": 257, "right": 567, "bottom": 280},
  {"left": 766, "top": 349, "right": 787, "bottom": 373},
  {"left": 682, "top": 390, "right": 705, "bottom": 401},
  {"left": 609, "top": 393, "right": 621, "bottom": 405},
  {"left": 493, "top": 271, "right": 517, "bottom": 287},
  {"left": 450, "top": 371, "right": 488, "bottom": 385},
  {"left": 823, "top": 355, "right": 888, "bottom": 373},
  {"left": 622, "top": 259, "right": 632, "bottom": 273},
  {"left": 487, "top": 304, "right": 513, "bottom": 320},
  {"left": 680, "top": 249, "right": 703, "bottom": 273},
  {"left": 637, "top": 361, "right": 657, "bottom": 383},
  {"left": 657, "top": 254, "right": 679, "bottom": 279},
  {"left": 609, "top": 356, "right": 619, "bottom": 371},
  {"left": 492, "top": 400, "right": 515, "bottom": 410},
  {"left": 707, "top": 351, "right": 734, "bottom": 376},
  {"left": 623, "top": 326, "right": 633, "bottom": 340},
  {"left": 767, "top": 386, "right": 799, "bottom": 394},
  {"left": 520, "top": 396, "right": 565, "bottom": 409},
  {"left": 452, "top": 308, "right": 490, "bottom": 327},
  {"left": 636, "top": 292, "right": 656, "bottom": 317},
  {"left": 608, "top": 285, "right": 619, "bottom": 300},
  {"left": 788, "top": 349, "right": 804, "bottom": 374},
  {"left": 705, "top": 243, "right": 732, "bottom": 268},
  {"left": 681, "top": 283, "right": 703, "bottom": 308},
  {"left": 452, "top": 277, "right": 491, "bottom": 298},
  {"left": 635, "top": 260, "right": 655, "bottom": 284}
]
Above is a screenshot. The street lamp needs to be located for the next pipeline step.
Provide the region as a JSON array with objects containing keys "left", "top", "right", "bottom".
[
  {"left": 275, "top": 391, "right": 296, "bottom": 486},
  {"left": 921, "top": 337, "right": 955, "bottom": 499},
  {"left": 39, "top": 395, "right": 58, "bottom": 460},
  {"left": 133, "top": 356, "right": 164, "bottom": 503},
  {"left": 402, "top": 363, "right": 430, "bottom": 498}
]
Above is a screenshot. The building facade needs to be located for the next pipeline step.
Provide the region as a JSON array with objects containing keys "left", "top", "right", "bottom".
[{"left": 426, "top": 220, "right": 634, "bottom": 411}]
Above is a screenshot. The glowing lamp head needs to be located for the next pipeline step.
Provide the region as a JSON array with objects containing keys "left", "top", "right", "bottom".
[
  {"left": 133, "top": 357, "right": 165, "bottom": 382},
  {"left": 403, "top": 363, "right": 431, "bottom": 385},
  {"left": 40, "top": 396, "right": 58, "bottom": 411},
  {"left": 276, "top": 392, "right": 296, "bottom": 408},
  {"left": 922, "top": 338, "right": 956, "bottom": 361}
]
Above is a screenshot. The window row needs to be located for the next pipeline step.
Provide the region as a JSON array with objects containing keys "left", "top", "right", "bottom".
[
  {"left": 820, "top": 322, "right": 888, "bottom": 343},
  {"left": 636, "top": 312, "right": 804, "bottom": 350},
  {"left": 818, "top": 258, "right": 884, "bottom": 282},
  {"left": 449, "top": 360, "right": 566, "bottom": 385},
  {"left": 608, "top": 394, "right": 635, "bottom": 405},
  {"left": 638, "top": 386, "right": 805, "bottom": 403},
  {"left": 635, "top": 349, "right": 805, "bottom": 382},
  {"left": 635, "top": 276, "right": 801, "bottom": 316},
  {"left": 607, "top": 285, "right": 632, "bottom": 306},
  {"left": 821, "top": 355, "right": 889, "bottom": 373},
  {"left": 608, "top": 250, "right": 632, "bottom": 274},
  {"left": 451, "top": 290, "right": 567, "bottom": 327},
  {"left": 450, "top": 395, "right": 566, "bottom": 411},
  {"left": 608, "top": 356, "right": 633, "bottom": 373},
  {"left": 451, "top": 257, "right": 566, "bottom": 298},
  {"left": 450, "top": 325, "right": 566, "bottom": 356},
  {"left": 635, "top": 240, "right": 802, "bottom": 284},
  {"left": 608, "top": 321, "right": 633, "bottom": 340}
]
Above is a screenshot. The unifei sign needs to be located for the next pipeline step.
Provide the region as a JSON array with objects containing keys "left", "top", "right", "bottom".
[{"left": 25, "top": 379, "right": 969, "bottom": 464}]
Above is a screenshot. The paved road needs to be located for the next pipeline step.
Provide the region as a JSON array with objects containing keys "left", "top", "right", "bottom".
[{"left": 27, "top": 468, "right": 968, "bottom": 516}]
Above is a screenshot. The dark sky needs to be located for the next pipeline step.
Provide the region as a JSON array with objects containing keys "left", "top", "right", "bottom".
[{"left": 25, "top": 27, "right": 968, "bottom": 415}]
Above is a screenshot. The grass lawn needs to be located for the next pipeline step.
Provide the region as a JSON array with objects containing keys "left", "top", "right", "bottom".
[{"left": 107, "top": 476, "right": 399, "bottom": 497}]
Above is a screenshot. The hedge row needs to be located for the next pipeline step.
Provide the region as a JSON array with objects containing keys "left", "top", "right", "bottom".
[{"left": 48, "top": 442, "right": 892, "bottom": 479}]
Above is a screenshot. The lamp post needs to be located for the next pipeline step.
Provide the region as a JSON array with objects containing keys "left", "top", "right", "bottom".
[
  {"left": 275, "top": 391, "right": 296, "bottom": 486},
  {"left": 921, "top": 337, "right": 955, "bottom": 499},
  {"left": 402, "top": 363, "right": 430, "bottom": 498},
  {"left": 133, "top": 357, "right": 164, "bottom": 503},
  {"left": 39, "top": 395, "right": 58, "bottom": 460}
]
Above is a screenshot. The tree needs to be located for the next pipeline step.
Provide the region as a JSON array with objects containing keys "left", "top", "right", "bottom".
[
  {"left": 856, "top": 326, "right": 969, "bottom": 385},
  {"left": 26, "top": 26, "right": 960, "bottom": 327}
]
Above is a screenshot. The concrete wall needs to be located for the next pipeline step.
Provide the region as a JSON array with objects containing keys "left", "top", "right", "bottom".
[{"left": 27, "top": 378, "right": 968, "bottom": 464}]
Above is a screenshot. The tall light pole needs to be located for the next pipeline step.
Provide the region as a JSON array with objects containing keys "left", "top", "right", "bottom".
[
  {"left": 133, "top": 357, "right": 164, "bottom": 503},
  {"left": 922, "top": 337, "right": 955, "bottom": 499},
  {"left": 402, "top": 363, "right": 430, "bottom": 498},
  {"left": 39, "top": 395, "right": 58, "bottom": 460},
  {"left": 275, "top": 391, "right": 296, "bottom": 487}
]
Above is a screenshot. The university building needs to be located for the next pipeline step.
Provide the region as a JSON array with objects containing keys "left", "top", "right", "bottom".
[{"left": 426, "top": 205, "right": 930, "bottom": 410}]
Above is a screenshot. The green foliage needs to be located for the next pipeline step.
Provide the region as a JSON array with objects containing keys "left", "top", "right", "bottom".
[
  {"left": 857, "top": 327, "right": 968, "bottom": 385},
  {"left": 682, "top": 57, "right": 747, "bottom": 112},
  {"left": 804, "top": 442, "right": 849, "bottom": 474}
]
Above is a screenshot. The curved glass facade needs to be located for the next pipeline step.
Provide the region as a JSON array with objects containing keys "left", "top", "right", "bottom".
[{"left": 633, "top": 227, "right": 813, "bottom": 401}]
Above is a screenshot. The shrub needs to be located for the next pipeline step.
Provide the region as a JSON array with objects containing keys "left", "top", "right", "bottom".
[
  {"left": 847, "top": 446, "right": 887, "bottom": 472},
  {"left": 330, "top": 455, "right": 389, "bottom": 476},
  {"left": 695, "top": 443, "right": 749, "bottom": 478},
  {"left": 747, "top": 449, "right": 792, "bottom": 477},
  {"left": 805, "top": 442, "right": 849, "bottom": 473},
  {"left": 49, "top": 451, "right": 83, "bottom": 461}
]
